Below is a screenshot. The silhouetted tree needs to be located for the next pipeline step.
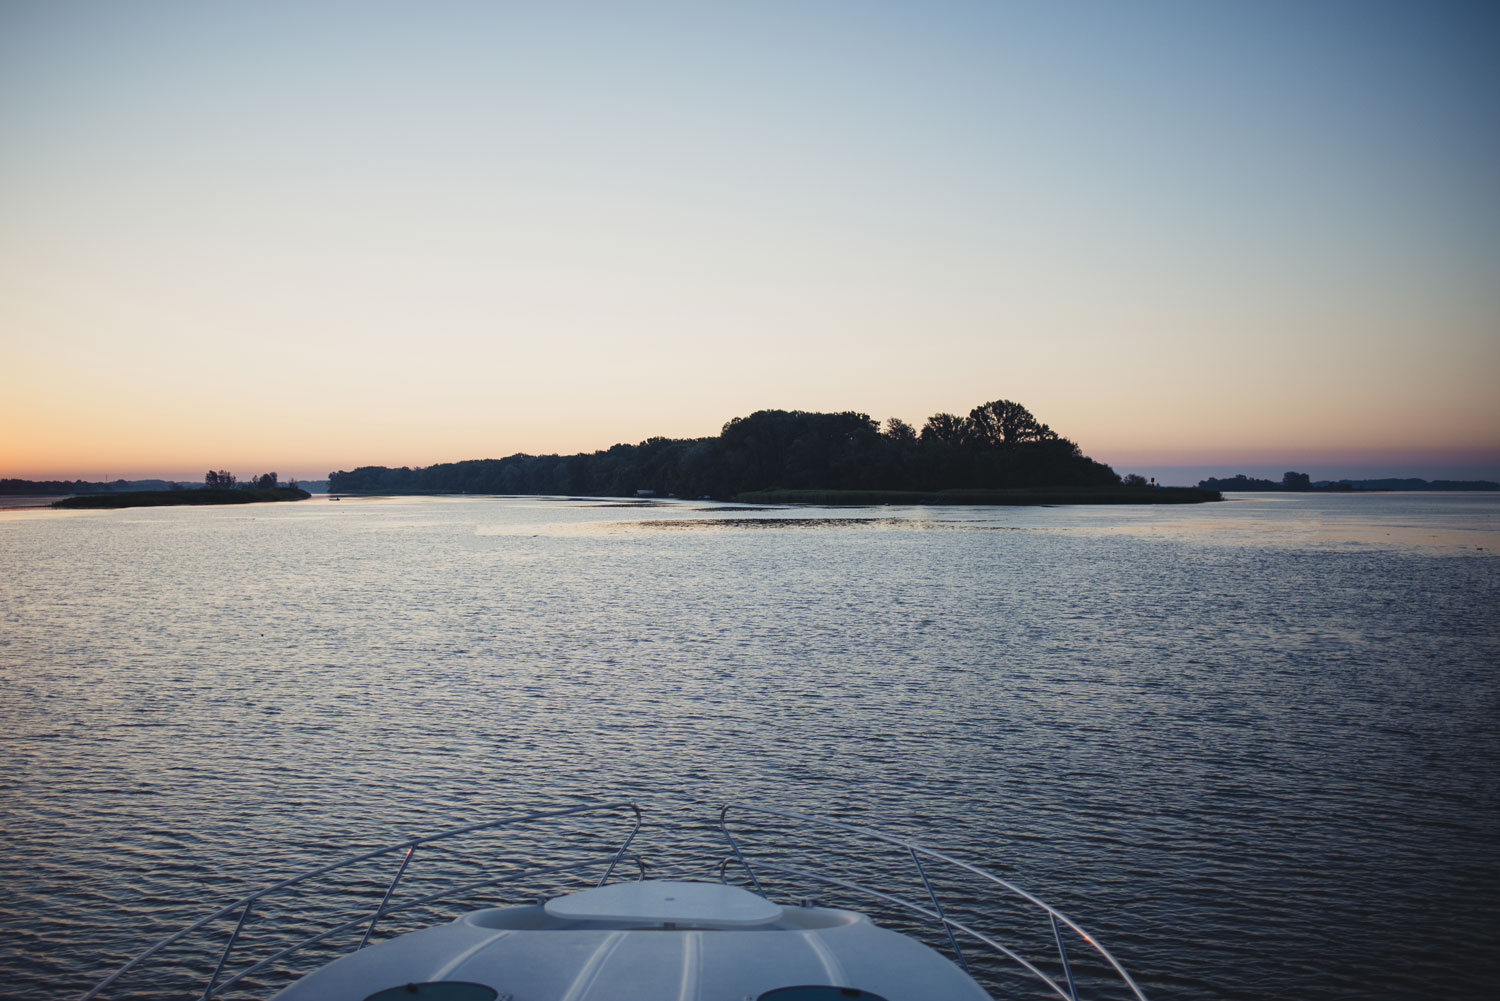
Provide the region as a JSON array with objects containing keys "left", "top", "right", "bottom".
[
  {"left": 920, "top": 413, "right": 966, "bottom": 445},
  {"left": 327, "top": 396, "right": 1120, "bottom": 497},
  {"left": 883, "top": 417, "right": 917, "bottom": 444},
  {"left": 965, "top": 399, "right": 1057, "bottom": 447},
  {"left": 1198, "top": 474, "right": 1279, "bottom": 491}
]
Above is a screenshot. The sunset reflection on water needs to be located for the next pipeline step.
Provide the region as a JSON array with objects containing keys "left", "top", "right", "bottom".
[{"left": 1, "top": 492, "right": 1496, "bottom": 1000}]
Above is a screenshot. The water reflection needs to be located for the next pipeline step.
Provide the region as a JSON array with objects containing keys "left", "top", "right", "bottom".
[
  {"left": 0, "top": 493, "right": 1497, "bottom": 1000},
  {"left": 633, "top": 516, "right": 935, "bottom": 530}
]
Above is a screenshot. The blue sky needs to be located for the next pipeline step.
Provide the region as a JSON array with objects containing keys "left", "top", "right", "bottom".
[{"left": 2, "top": 1, "right": 1497, "bottom": 482}]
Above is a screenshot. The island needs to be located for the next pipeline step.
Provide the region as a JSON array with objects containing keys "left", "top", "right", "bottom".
[
  {"left": 52, "top": 487, "right": 311, "bottom": 509},
  {"left": 328, "top": 399, "right": 1221, "bottom": 505},
  {"left": 48, "top": 471, "right": 310, "bottom": 509},
  {"left": 735, "top": 486, "right": 1218, "bottom": 505}
]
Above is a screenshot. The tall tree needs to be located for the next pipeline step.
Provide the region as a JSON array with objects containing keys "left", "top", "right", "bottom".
[
  {"left": 965, "top": 399, "right": 1057, "bottom": 447},
  {"left": 920, "top": 412, "right": 966, "bottom": 445},
  {"left": 883, "top": 417, "right": 917, "bottom": 444}
]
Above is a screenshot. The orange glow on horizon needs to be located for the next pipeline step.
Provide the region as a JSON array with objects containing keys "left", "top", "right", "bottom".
[{"left": 2, "top": 5, "right": 1497, "bottom": 484}]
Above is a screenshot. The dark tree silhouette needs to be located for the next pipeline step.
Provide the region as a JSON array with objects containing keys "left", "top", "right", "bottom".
[
  {"left": 920, "top": 413, "right": 967, "bottom": 445},
  {"left": 883, "top": 417, "right": 917, "bottom": 444},
  {"left": 327, "top": 397, "right": 1121, "bottom": 497},
  {"left": 965, "top": 399, "right": 1057, "bottom": 447}
]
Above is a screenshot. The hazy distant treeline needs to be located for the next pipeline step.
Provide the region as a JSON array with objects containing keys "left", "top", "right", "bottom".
[
  {"left": 327, "top": 399, "right": 1120, "bottom": 498},
  {"left": 0, "top": 478, "right": 185, "bottom": 495},
  {"left": 1199, "top": 473, "right": 1499, "bottom": 492},
  {"left": 0, "top": 476, "right": 330, "bottom": 496},
  {"left": 1343, "top": 478, "right": 1499, "bottom": 491}
]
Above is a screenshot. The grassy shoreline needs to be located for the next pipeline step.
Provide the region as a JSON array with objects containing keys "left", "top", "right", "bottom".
[
  {"left": 731, "top": 486, "right": 1221, "bottom": 505},
  {"left": 51, "top": 487, "right": 311, "bottom": 509}
]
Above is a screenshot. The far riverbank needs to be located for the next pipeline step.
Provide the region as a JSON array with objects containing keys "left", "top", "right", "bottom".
[
  {"left": 51, "top": 487, "right": 311, "bottom": 509},
  {"left": 732, "top": 486, "right": 1220, "bottom": 505}
]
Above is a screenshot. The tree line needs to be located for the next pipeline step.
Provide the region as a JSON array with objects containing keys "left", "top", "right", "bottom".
[
  {"left": 0, "top": 478, "right": 178, "bottom": 496},
  {"left": 327, "top": 398, "right": 1121, "bottom": 498},
  {"left": 205, "top": 470, "right": 294, "bottom": 490},
  {"left": 1, "top": 472, "right": 294, "bottom": 495},
  {"left": 1197, "top": 472, "right": 1315, "bottom": 492},
  {"left": 1198, "top": 472, "right": 1499, "bottom": 492}
]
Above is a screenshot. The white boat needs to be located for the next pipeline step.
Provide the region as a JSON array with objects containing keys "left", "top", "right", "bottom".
[{"left": 80, "top": 802, "right": 1148, "bottom": 1001}]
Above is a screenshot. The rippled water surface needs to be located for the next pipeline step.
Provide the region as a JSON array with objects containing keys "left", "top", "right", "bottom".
[{"left": 2, "top": 493, "right": 1498, "bottom": 999}]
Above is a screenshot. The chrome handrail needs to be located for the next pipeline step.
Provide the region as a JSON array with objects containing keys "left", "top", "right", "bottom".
[
  {"left": 82, "top": 801, "right": 1145, "bottom": 1001},
  {"left": 209, "top": 857, "right": 618, "bottom": 998},
  {"left": 717, "top": 802, "right": 1148, "bottom": 1001},
  {"left": 80, "top": 800, "right": 642, "bottom": 1001}
]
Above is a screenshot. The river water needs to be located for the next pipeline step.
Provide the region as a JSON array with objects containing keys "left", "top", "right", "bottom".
[{"left": 1, "top": 493, "right": 1497, "bottom": 1000}]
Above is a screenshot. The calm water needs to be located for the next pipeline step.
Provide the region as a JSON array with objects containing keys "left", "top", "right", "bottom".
[{"left": 2, "top": 493, "right": 1497, "bottom": 1000}]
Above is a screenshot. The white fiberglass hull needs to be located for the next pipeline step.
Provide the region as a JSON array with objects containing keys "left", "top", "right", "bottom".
[{"left": 271, "top": 880, "right": 992, "bottom": 1001}]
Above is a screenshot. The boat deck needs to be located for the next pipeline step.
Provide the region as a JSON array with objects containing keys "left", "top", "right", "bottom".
[{"left": 273, "top": 880, "right": 991, "bottom": 1001}]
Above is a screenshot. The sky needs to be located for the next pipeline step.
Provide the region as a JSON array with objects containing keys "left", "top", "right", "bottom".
[{"left": 2, "top": 0, "right": 1498, "bottom": 485}]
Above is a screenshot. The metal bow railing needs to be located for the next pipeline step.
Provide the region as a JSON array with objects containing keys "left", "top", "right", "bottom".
[
  {"left": 81, "top": 800, "right": 1148, "bottom": 1001},
  {"left": 717, "top": 803, "right": 1148, "bottom": 1001},
  {"left": 80, "top": 801, "right": 642, "bottom": 1001}
]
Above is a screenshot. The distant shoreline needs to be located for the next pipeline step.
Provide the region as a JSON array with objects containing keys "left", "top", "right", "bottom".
[
  {"left": 732, "top": 486, "right": 1220, "bottom": 505},
  {"left": 323, "top": 487, "right": 1221, "bottom": 505},
  {"left": 1199, "top": 474, "right": 1498, "bottom": 492},
  {"left": 50, "top": 487, "right": 311, "bottom": 509}
]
